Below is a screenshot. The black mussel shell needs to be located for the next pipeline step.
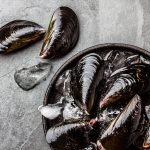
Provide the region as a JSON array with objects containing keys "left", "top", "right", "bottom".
[
  {"left": 0, "top": 20, "right": 45, "bottom": 53},
  {"left": 97, "top": 98, "right": 127, "bottom": 137},
  {"left": 46, "top": 122, "right": 92, "bottom": 150},
  {"left": 97, "top": 94, "right": 148, "bottom": 149},
  {"left": 131, "top": 109, "right": 150, "bottom": 149},
  {"left": 104, "top": 50, "right": 126, "bottom": 79},
  {"left": 143, "top": 122, "right": 150, "bottom": 149},
  {"left": 40, "top": 6, "right": 79, "bottom": 59},
  {"left": 100, "top": 64, "right": 150, "bottom": 109},
  {"left": 71, "top": 53, "right": 104, "bottom": 114},
  {"left": 100, "top": 95, "right": 142, "bottom": 150}
]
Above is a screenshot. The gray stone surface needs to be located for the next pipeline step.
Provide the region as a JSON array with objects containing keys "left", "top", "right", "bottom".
[{"left": 0, "top": 0, "right": 150, "bottom": 150}]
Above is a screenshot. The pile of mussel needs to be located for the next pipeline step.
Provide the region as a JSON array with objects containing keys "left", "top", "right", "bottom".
[{"left": 39, "top": 51, "right": 150, "bottom": 150}]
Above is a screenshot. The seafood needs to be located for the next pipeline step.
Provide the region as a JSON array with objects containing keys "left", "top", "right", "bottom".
[
  {"left": 130, "top": 108, "right": 149, "bottom": 149},
  {"left": 100, "top": 64, "right": 150, "bottom": 109},
  {"left": 126, "top": 54, "right": 150, "bottom": 65},
  {"left": 71, "top": 53, "right": 104, "bottom": 113},
  {"left": 46, "top": 122, "right": 92, "bottom": 150},
  {"left": 143, "top": 126, "right": 150, "bottom": 149},
  {"left": 40, "top": 50, "right": 150, "bottom": 150},
  {"left": 0, "top": 20, "right": 45, "bottom": 53},
  {"left": 143, "top": 105, "right": 150, "bottom": 149},
  {"left": 104, "top": 50, "right": 126, "bottom": 78},
  {"left": 40, "top": 7, "right": 79, "bottom": 59},
  {"left": 97, "top": 99, "right": 125, "bottom": 137},
  {"left": 100, "top": 95, "right": 143, "bottom": 150},
  {"left": 97, "top": 96, "right": 148, "bottom": 149}
]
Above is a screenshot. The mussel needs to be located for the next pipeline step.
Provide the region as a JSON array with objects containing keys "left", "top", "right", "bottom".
[
  {"left": 145, "top": 106, "right": 150, "bottom": 150},
  {"left": 104, "top": 50, "right": 126, "bottom": 78},
  {"left": 97, "top": 98, "right": 126, "bottom": 137},
  {"left": 71, "top": 53, "right": 104, "bottom": 114},
  {"left": 126, "top": 54, "right": 150, "bottom": 66},
  {"left": 0, "top": 20, "right": 45, "bottom": 53},
  {"left": 100, "top": 95, "right": 143, "bottom": 150},
  {"left": 100, "top": 64, "right": 150, "bottom": 109},
  {"left": 143, "top": 123, "right": 150, "bottom": 149},
  {"left": 39, "top": 6, "right": 79, "bottom": 59},
  {"left": 46, "top": 122, "right": 92, "bottom": 150}
]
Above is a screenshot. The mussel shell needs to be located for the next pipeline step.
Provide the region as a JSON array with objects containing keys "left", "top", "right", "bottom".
[
  {"left": 143, "top": 126, "right": 150, "bottom": 149},
  {"left": 0, "top": 20, "right": 45, "bottom": 53},
  {"left": 71, "top": 53, "right": 104, "bottom": 113},
  {"left": 100, "top": 64, "right": 150, "bottom": 109},
  {"left": 104, "top": 50, "right": 126, "bottom": 79},
  {"left": 40, "top": 6, "right": 79, "bottom": 59},
  {"left": 143, "top": 105, "right": 150, "bottom": 149},
  {"left": 97, "top": 99, "right": 126, "bottom": 137},
  {"left": 46, "top": 122, "right": 92, "bottom": 150},
  {"left": 100, "top": 95, "right": 142, "bottom": 150},
  {"left": 132, "top": 112, "right": 149, "bottom": 149},
  {"left": 90, "top": 95, "right": 128, "bottom": 145}
]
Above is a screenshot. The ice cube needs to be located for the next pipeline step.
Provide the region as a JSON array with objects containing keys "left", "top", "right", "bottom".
[
  {"left": 55, "top": 70, "right": 72, "bottom": 97},
  {"left": 14, "top": 62, "right": 51, "bottom": 90}
]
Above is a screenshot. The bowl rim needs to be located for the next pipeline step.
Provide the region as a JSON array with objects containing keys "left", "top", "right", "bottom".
[{"left": 42, "top": 43, "right": 150, "bottom": 136}]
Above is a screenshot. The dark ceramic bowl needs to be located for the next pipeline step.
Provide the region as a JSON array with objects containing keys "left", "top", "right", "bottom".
[{"left": 42, "top": 43, "right": 150, "bottom": 146}]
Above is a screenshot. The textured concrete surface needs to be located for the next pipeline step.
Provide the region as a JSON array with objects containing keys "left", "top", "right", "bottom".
[{"left": 0, "top": 0, "right": 150, "bottom": 150}]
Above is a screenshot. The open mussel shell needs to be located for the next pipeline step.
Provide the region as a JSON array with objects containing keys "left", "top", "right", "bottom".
[
  {"left": 42, "top": 44, "right": 150, "bottom": 149},
  {"left": 71, "top": 53, "right": 104, "bottom": 114},
  {"left": 0, "top": 20, "right": 45, "bottom": 53},
  {"left": 39, "top": 6, "right": 79, "bottom": 59}
]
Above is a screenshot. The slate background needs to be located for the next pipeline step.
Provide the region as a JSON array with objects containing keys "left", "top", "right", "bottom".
[{"left": 0, "top": 0, "right": 150, "bottom": 150}]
